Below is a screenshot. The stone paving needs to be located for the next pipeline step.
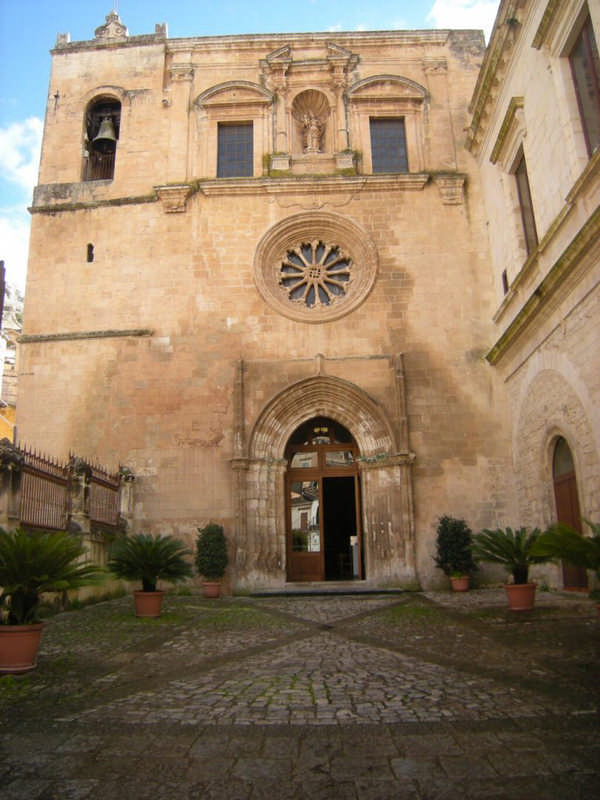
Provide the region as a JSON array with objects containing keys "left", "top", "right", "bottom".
[{"left": 1, "top": 589, "right": 599, "bottom": 798}]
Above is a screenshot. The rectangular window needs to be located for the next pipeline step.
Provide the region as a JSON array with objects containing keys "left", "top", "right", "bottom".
[
  {"left": 369, "top": 118, "right": 408, "bottom": 173},
  {"left": 514, "top": 148, "right": 538, "bottom": 256},
  {"left": 217, "top": 122, "right": 253, "bottom": 178},
  {"left": 569, "top": 13, "right": 600, "bottom": 156}
]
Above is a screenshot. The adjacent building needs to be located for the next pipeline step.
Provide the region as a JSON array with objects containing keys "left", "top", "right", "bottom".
[{"left": 468, "top": 0, "right": 600, "bottom": 589}]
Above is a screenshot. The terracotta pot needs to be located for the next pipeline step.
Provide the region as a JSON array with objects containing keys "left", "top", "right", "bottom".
[
  {"left": 133, "top": 590, "right": 164, "bottom": 617},
  {"left": 504, "top": 582, "right": 536, "bottom": 611},
  {"left": 450, "top": 575, "right": 470, "bottom": 592},
  {"left": 202, "top": 581, "right": 221, "bottom": 599},
  {"left": 0, "top": 622, "right": 45, "bottom": 674}
]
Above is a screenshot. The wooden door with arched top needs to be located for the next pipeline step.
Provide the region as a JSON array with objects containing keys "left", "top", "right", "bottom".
[
  {"left": 286, "top": 417, "right": 363, "bottom": 583},
  {"left": 553, "top": 437, "right": 588, "bottom": 590}
]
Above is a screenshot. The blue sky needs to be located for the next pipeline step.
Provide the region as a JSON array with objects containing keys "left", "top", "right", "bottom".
[{"left": 0, "top": 0, "right": 500, "bottom": 293}]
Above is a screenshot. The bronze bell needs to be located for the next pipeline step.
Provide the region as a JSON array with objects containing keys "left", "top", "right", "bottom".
[{"left": 92, "top": 116, "right": 117, "bottom": 152}]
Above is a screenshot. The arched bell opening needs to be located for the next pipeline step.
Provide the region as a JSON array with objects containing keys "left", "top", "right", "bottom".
[
  {"left": 552, "top": 436, "right": 588, "bottom": 590},
  {"left": 83, "top": 97, "right": 121, "bottom": 181},
  {"left": 285, "top": 417, "right": 364, "bottom": 582}
]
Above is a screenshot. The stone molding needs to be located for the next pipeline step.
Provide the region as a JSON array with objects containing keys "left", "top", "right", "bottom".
[
  {"left": 487, "top": 205, "right": 600, "bottom": 364},
  {"left": 155, "top": 183, "right": 197, "bottom": 213},
  {"left": 253, "top": 211, "right": 378, "bottom": 324},
  {"left": 248, "top": 374, "right": 398, "bottom": 461},
  {"left": 490, "top": 97, "right": 525, "bottom": 165},
  {"left": 432, "top": 174, "right": 466, "bottom": 204},
  {"left": 532, "top": 0, "right": 586, "bottom": 51},
  {"left": 467, "top": 0, "right": 527, "bottom": 156},
  {"left": 19, "top": 329, "right": 154, "bottom": 344}
]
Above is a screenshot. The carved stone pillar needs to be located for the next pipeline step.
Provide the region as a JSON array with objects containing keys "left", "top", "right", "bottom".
[
  {"left": 260, "top": 49, "right": 291, "bottom": 154},
  {"left": 328, "top": 43, "right": 357, "bottom": 152},
  {"left": 164, "top": 62, "right": 194, "bottom": 183},
  {"left": 423, "top": 58, "right": 455, "bottom": 171},
  {"left": 118, "top": 467, "right": 135, "bottom": 532},
  {"left": 231, "top": 360, "right": 249, "bottom": 585},
  {"left": 68, "top": 458, "right": 92, "bottom": 535}
]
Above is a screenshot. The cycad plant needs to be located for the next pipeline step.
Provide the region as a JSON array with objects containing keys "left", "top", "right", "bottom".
[
  {"left": 0, "top": 527, "right": 104, "bottom": 625},
  {"left": 108, "top": 533, "right": 193, "bottom": 592},
  {"left": 532, "top": 519, "right": 600, "bottom": 580},
  {"left": 472, "top": 526, "right": 547, "bottom": 584}
]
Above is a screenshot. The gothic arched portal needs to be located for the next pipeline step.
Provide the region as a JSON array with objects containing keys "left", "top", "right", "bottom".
[{"left": 235, "top": 373, "right": 416, "bottom": 590}]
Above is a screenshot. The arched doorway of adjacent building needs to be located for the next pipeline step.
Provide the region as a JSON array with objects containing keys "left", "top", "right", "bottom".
[
  {"left": 552, "top": 436, "right": 588, "bottom": 590},
  {"left": 285, "top": 417, "right": 363, "bottom": 582}
]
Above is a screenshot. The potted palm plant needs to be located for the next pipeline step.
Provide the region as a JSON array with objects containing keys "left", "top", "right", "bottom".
[
  {"left": 472, "top": 526, "right": 548, "bottom": 610},
  {"left": 434, "top": 515, "right": 477, "bottom": 591},
  {"left": 532, "top": 519, "right": 600, "bottom": 617},
  {"left": 108, "top": 533, "right": 192, "bottom": 617},
  {"left": 195, "top": 522, "right": 228, "bottom": 598},
  {"left": 0, "top": 527, "right": 104, "bottom": 673}
]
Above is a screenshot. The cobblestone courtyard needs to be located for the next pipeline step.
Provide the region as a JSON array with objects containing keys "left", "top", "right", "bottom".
[{"left": 1, "top": 590, "right": 599, "bottom": 798}]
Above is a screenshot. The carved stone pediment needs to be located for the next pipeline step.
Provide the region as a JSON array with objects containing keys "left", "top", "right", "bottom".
[
  {"left": 347, "top": 75, "right": 428, "bottom": 103},
  {"left": 195, "top": 81, "right": 274, "bottom": 109},
  {"left": 263, "top": 45, "right": 292, "bottom": 66},
  {"left": 260, "top": 41, "right": 359, "bottom": 93}
]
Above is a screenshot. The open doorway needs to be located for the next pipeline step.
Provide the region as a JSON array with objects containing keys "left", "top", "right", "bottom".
[{"left": 286, "top": 418, "right": 363, "bottom": 582}]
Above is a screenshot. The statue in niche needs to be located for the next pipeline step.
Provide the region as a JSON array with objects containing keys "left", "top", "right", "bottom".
[{"left": 302, "top": 113, "right": 324, "bottom": 153}]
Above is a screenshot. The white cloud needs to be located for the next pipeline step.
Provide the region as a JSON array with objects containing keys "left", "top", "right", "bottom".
[
  {"left": 427, "top": 0, "right": 499, "bottom": 42},
  {"left": 0, "top": 209, "right": 30, "bottom": 293},
  {"left": 0, "top": 118, "right": 42, "bottom": 293},
  {"left": 0, "top": 118, "right": 43, "bottom": 192}
]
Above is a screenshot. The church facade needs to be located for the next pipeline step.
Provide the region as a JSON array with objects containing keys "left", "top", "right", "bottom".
[{"left": 18, "top": 1, "right": 599, "bottom": 591}]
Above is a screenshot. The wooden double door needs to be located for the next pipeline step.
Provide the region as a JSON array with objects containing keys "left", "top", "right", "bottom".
[{"left": 286, "top": 420, "right": 363, "bottom": 582}]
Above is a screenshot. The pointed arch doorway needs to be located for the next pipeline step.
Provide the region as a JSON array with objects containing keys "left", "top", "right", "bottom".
[{"left": 286, "top": 417, "right": 363, "bottom": 582}]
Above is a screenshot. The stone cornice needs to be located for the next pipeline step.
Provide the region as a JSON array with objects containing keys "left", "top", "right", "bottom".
[
  {"left": 29, "top": 171, "right": 469, "bottom": 213},
  {"left": 490, "top": 96, "right": 524, "bottom": 164},
  {"left": 532, "top": 0, "right": 565, "bottom": 48},
  {"left": 19, "top": 329, "right": 154, "bottom": 344},
  {"left": 52, "top": 32, "right": 167, "bottom": 55},
  {"left": 166, "top": 30, "right": 451, "bottom": 55},
  {"left": 493, "top": 149, "right": 599, "bottom": 325},
  {"left": 467, "top": 0, "right": 527, "bottom": 156},
  {"left": 199, "top": 173, "right": 430, "bottom": 197},
  {"left": 486, "top": 204, "right": 600, "bottom": 364},
  {"left": 29, "top": 191, "right": 157, "bottom": 215}
]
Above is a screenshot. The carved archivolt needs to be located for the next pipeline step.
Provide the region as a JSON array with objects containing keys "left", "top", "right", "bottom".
[
  {"left": 249, "top": 375, "right": 397, "bottom": 461},
  {"left": 253, "top": 212, "right": 378, "bottom": 323}
]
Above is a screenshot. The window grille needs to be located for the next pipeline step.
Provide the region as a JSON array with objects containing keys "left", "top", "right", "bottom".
[
  {"left": 369, "top": 118, "right": 408, "bottom": 173},
  {"left": 217, "top": 122, "right": 253, "bottom": 177}
]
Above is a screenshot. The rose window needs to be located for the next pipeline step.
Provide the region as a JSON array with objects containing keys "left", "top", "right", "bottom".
[
  {"left": 280, "top": 241, "right": 352, "bottom": 308},
  {"left": 254, "top": 212, "right": 378, "bottom": 323}
]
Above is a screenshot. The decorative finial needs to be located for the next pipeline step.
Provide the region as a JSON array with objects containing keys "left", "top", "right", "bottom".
[{"left": 95, "top": 10, "right": 128, "bottom": 41}]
